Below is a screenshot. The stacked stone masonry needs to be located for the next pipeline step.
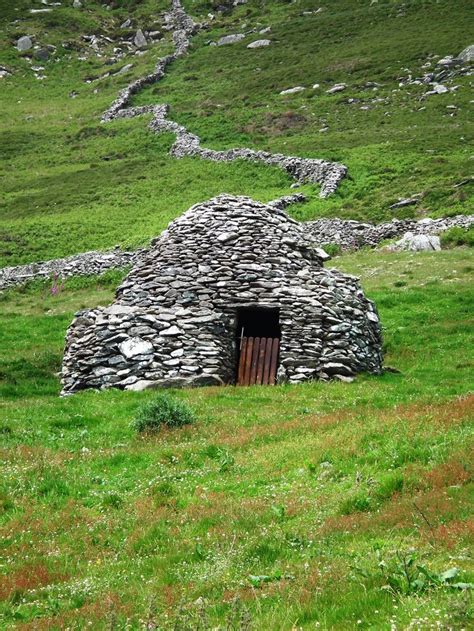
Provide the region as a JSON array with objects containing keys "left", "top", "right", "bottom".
[
  {"left": 61, "top": 196, "right": 383, "bottom": 394},
  {"left": 306, "top": 214, "right": 474, "bottom": 251},
  {"left": 101, "top": 0, "right": 347, "bottom": 198},
  {"left": 1, "top": 210, "right": 473, "bottom": 291}
]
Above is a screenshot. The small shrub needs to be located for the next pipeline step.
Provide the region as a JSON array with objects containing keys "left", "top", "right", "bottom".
[
  {"left": 132, "top": 394, "right": 195, "bottom": 433},
  {"left": 440, "top": 227, "right": 474, "bottom": 249}
]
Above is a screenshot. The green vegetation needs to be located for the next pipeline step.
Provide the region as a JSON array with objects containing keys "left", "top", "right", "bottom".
[
  {"left": 440, "top": 226, "right": 474, "bottom": 249},
  {"left": 132, "top": 393, "right": 196, "bottom": 432},
  {"left": 1, "top": 249, "right": 473, "bottom": 628},
  {"left": 1, "top": 0, "right": 473, "bottom": 266}
]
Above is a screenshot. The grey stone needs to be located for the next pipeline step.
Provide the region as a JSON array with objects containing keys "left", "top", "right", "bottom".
[
  {"left": 247, "top": 39, "right": 271, "bottom": 49},
  {"left": 217, "top": 34, "right": 245, "bottom": 46},
  {"left": 134, "top": 29, "right": 147, "bottom": 48},
  {"left": 280, "top": 86, "right": 305, "bottom": 95},
  {"left": 73, "top": 0, "right": 82, "bottom": 8},
  {"left": 390, "top": 233, "right": 442, "bottom": 252},
  {"left": 125, "top": 379, "right": 157, "bottom": 391},
  {"left": 34, "top": 48, "right": 50, "bottom": 61},
  {"left": 17, "top": 36, "right": 33, "bottom": 52},
  {"left": 119, "top": 337, "right": 153, "bottom": 358},
  {"left": 326, "top": 83, "right": 347, "bottom": 94},
  {"left": 458, "top": 44, "right": 474, "bottom": 63},
  {"left": 159, "top": 325, "right": 182, "bottom": 336},
  {"left": 216, "top": 232, "right": 239, "bottom": 243}
]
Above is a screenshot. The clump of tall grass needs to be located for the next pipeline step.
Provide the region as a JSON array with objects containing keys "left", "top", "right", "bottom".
[{"left": 132, "top": 393, "right": 195, "bottom": 433}]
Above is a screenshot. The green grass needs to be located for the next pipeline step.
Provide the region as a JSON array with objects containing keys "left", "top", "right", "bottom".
[
  {"left": 1, "top": 248, "right": 473, "bottom": 629},
  {"left": 1, "top": 0, "right": 473, "bottom": 266},
  {"left": 1, "top": 1, "right": 473, "bottom": 627}
]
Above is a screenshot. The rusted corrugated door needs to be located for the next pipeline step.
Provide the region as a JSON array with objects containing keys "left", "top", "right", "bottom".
[{"left": 237, "top": 337, "right": 280, "bottom": 385}]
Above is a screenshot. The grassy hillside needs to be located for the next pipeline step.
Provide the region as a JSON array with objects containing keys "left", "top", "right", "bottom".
[
  {"left": 1, "top": 1, "right": 473, "bottom": 628},
  {"left": 1, "top": 0, "right": 473, "bottom": 266},
  {"left": 1, "top": 249, "right": 473, "bottom": 628}
]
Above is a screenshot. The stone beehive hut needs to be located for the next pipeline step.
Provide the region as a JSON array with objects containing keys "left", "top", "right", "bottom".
[{"left": 61, "top": 195, "right": 383, "bottom": 394}]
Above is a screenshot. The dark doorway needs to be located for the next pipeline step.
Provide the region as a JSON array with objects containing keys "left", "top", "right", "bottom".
[{"left": 236, "top": 308, "right": 280, "bottom": 386}]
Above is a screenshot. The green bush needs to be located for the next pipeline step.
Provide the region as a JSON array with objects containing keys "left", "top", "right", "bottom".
[
  {"left": 132, "top": 393, "right": 195, "bottom": 433},
  {"left": 440, "top": 227, "right": 474, "bottom": 249}
]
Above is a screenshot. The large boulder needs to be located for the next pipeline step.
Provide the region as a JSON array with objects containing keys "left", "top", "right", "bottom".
[{"left": 391, "top": 232, "right": 441, "bottom": 252}]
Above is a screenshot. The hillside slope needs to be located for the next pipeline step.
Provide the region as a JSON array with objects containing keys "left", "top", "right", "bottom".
[{"left": 1, "top": 0, "right": 473, "bottom": 266}]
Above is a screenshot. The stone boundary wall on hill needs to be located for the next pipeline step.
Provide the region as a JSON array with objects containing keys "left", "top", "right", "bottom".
[
  {"left": 1, "top": 212, "right": 473, "bottom": 291},
  {"left": 0, "top": 194, "right": 305, "bottom": 291},
  {"left": 305, "top": 214, "right": 474, "bottom": 251},
  {"left": 0, "top": 249, "right": 141, "bottom": 291},
  {"left": 101, "top": 0, "right": 347, "bottom": 198}
]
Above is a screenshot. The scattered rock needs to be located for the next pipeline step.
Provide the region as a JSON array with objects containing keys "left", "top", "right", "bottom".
[
  {"left": 34, "top": 48, "right": 50, "bottom": 62},
  {"left": 389, "top": 196, "right": 420, "bottom": 209},
  {"left": 458, "top": 44, "right": 474, "bottom": 63},
  {"left": 247, "top": 39, "right": 271, "bottom": 48},
  {"left": 16, "top": 36, "right": 32, "bottom": 52},
  {"left": 326, "top": 83, "right": 347, "bottom": 94},
  {"left": 116, "top": 63, "right": 133, "bottom": 74},
  {"left": 217, "top": 33, "right": 244, "bottom": 46},
  {"left": 73, "top": 0, "right": 82, "bottom": 7},
  {"left": 121, "top": 19, "right": 132, "bottom": 29},
  {"left": 428, "top": 83, "right": 449, "bottom": 95},
  {"left": 134, "top": 29, "right": 147, "bottom": 48},
  {"left": 280, "top": 86, "right": 305, "bottom": 95}
]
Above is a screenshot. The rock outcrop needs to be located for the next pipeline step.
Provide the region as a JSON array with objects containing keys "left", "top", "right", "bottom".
[{"left": 61, "top": 195, "right": 382, "bottom": 394}]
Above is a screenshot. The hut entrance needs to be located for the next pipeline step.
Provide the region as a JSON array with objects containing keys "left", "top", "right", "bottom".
[{"left": 236, "top": 308, "right": 280, "bottom": 386}]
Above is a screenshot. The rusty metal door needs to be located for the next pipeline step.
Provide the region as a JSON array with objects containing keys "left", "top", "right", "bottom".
[{"left": 237, "top": 336, "right": 280, "bottom": 386}]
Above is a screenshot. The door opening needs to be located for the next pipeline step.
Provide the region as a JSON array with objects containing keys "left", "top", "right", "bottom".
[{"left": 236, "top": 308, "right": 280, "bottom": 386}]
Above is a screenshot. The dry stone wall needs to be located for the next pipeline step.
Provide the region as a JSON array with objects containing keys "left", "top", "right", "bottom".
[
  {"left": 2, "top": 209, "right": 473, "bottom": 291},
  {"left": 0, "top": 249, "right": 141, "bottom": 291},
  {"left": 101, "top": 0, "right": 347, "bottom": 198},
  {"left": 61, "top": 195, "right": 383, "bottom": 395},
  {"left": 306, "top": 214, "right": 474, "bottom": 251}
]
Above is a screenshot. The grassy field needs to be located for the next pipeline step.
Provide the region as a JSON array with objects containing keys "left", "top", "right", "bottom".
[
  {"left": 1, "top": 0, "right": 473, "bottom": 266},
  {"left": 1, "top": 248, "right": 473, "bottom": 629}
]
